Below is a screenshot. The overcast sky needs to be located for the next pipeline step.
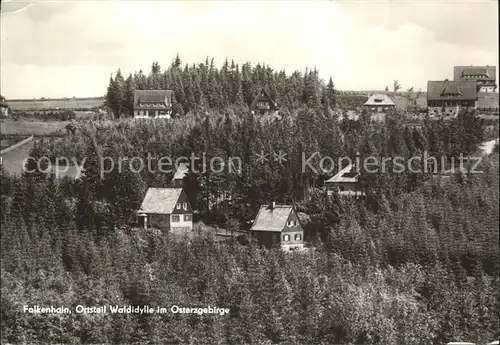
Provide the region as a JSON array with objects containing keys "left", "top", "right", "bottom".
[{"left": 1, "top": 0, "right": 498, "bottom": 99}]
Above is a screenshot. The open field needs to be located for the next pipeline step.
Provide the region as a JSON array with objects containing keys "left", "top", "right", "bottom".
[
  {"left": 1, "top": 138, "right": 80, "bottom": 178},
  {"left": 0, "top": 139, "right": 34, "bottom": 175},
  {"left": 0, "top": 119, "right": 68, "bottom": 136},
  {"left": 7, "top": 97, "right": 104, "bottom": 110}
]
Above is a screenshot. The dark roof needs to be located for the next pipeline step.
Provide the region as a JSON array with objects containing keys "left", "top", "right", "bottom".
[
  {"left": 427, "top": 80, "right": 477, "bottom": 101},
  {"left": 139, "top": 188, "right": 183, "bottom": 214},
  {"left": 250, "top": 205, "right": 294, "bottom": 232},
  {"left": 454, "top": 66, "right": 496, "bottom": 81},
  {"left": 250, "top": 88, "right": 278, "bottom": 110},
  {"left": 134, "top": 90, "right": 173, "bottom": 108}
]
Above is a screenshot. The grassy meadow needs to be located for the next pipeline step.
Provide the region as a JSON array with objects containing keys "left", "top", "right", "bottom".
[{"left": 7, "top": 97, "right": 104, "bottom": 110}]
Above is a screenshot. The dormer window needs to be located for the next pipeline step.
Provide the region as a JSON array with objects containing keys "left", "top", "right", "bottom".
[{"left": 374, "top": 98, "right": 383, "bottom": 103}]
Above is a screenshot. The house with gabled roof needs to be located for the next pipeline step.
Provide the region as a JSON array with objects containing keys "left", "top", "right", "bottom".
[
  {"left": 427, "top": 79, "right": 477, "bottom": 117},
  {"left": 133, "top": 90, "right": 173, "bottom": 119},
  {"left": 137, "top": 187, "right": 193, "bottom": 234},
  {"left": 250, "top": 88, "right": 279, "bottom": 116},
  {"left": 325, "top": 163, "right": 365, "bottom": 198},
  {"left": 363, "top": 94, "right": 396, "bottom": 121},
  {"left": 250, "top": 203, "right": 304, "bottom": 251},
  {"left": 454, "top": 65, "right": 496, "bottom": 93}
]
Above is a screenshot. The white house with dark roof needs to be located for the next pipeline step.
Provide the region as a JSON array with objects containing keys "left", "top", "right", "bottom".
[
  {"left": 250, "top": 203, "right": 304, "bottom": 251},
  {"left": 363, "top": 94, "right": 395, "bottom": 121},
  {"left": 133, "top": 90, "right": 173, "bottom": 119},
  {"left": 138, "top": 187, "right": 193, "bottom": 234},
  {"left": 454, "top": 65, "right": 496, "bottom": 93},
  {"left": 427, "top": 79, "right": 478, "bottom": 117},
  {"left": 325, "top": 163, "right": 365, "bottom": 198}
]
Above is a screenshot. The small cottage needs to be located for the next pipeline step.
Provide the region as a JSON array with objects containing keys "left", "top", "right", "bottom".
[
  {"left": 137, "top": 188, "right": 193, "bottom": 235},
  {"left": 250, "top": 203, "right": 304, "bottom": 251},
  {"left": 325, "top": 164, "right": 364, "bottom": 198},
  {"left": 133, "top": 90, "right": 173, "bottom": 119},
  {"left": 250, "top": 88, "right": 279, "bottom": 116}
]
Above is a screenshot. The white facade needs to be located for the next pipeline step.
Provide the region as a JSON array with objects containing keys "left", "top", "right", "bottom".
[
  {"left": 480, "top": 86, "right": 495, "bottom": 93},
  {"left": 134, "top": 109, "right": 171, "bottom": 119},
  {"left": 170, "top": 214, "right": 193, "bottom": 235}
]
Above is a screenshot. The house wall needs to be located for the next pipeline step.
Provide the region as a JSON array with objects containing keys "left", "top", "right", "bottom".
[
  {"left": 149, "top": 214, "right": 171, "bottom": 230},
  {"left": 281, "top": 211, "right": 304, "bottom": 250},
  {"left": 170, "top": 214, "right": 193, "bottom": 235},
  {"left": 134, "top": 109, "right": 172, "bottom": 118},
  {"left": 326, "top": 182, "right": 358, "bottom": 196},
  {"left": 479, "top": 86, "right": 496, "bottom": 93},
  {"left": 252, "top": 231, "right": 281, "bottom": 248}
]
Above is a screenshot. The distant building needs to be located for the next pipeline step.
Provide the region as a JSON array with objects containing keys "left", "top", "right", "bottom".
[
  {"left": 427, "top": 80, "right": 477, "bottom": 117},
  {"left": 0, "top": 96, "right": 8, "bottom": 117},
  {"left": 133, "top": 90, "right": 173, "bottom": 119},
  {"left": 250, "top": 88, "right": 279, "bottom": 116},
  {"left": 325, "top": 164, "right": 364, "bottom": 198},
  {"left": 250, "top": 203, "right": 304, "bottom": 251},
  {"left": 454, "top": 65, "right": 496, "bottom": 93},
  {"left": 363, "top": 94, "right": 395, "bottom": 121},
  {"left": 137, "top": 188, "right": 193, "bottom": 235}
]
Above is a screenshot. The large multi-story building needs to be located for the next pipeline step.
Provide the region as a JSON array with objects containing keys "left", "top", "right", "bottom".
[
  {"left": 427, "top": 79, "right": 478, "bottom": 117},
  {"left": 454, "top": 66, "right": 496, "bottom": 93}
]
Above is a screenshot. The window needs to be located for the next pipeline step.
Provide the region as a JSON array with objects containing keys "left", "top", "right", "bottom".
[
  {"left": 272, "top": 234, "right": 277, "bottom": 242},
  {"left": 184, "top": 214, "right": 192, "bottom": 221},
  {"left": 172, "top": 215, "right": 180, "bottom": 222},
  {"left": 283, "top": 234, "right": 290, "bottom": 241},
  {"left": 176, "top": 203, "right": 181, "bottom": 210},
  {"left": 182, "top": 202, "right": 187, "bottom": 210},
  {"left": 295, "top": 234, "right": 301, "bottom": 241}
]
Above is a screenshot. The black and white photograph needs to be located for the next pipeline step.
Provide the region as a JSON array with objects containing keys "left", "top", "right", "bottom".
[{"left": 0, "top": 0, "right": 499, "bottom": 344}]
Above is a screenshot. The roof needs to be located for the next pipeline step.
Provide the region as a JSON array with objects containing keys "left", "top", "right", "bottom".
[
  {"left": 250, "top": 205, "right": 293, "bottom": 232},
  {"left": 133, "top": 90, "right": 173, "bottom": 108},
  {"left": 364, "top": 94, "right": 395, "bottom": 106},
  {"left": 325, "top": 164, "right": 359, "bottom": 183},
  {"left": 139, "top": 188, "right": 183, "bottom": 214},
  {"left": 172, "top": 162, "right": 189, "bottom": 181},
  {"left": 250, "top": 88, "right": 278, "bottom": 110},
  {"left": 427, "top": 80, "right": 477, "bottom": 101},
  {"left": 454, "top": 65, "right": 496, "bottom": 80}
]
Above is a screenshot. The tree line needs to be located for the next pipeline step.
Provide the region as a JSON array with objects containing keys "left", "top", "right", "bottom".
[{"left": 105, "top": 55, "right": 338, "bottom": 118}]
